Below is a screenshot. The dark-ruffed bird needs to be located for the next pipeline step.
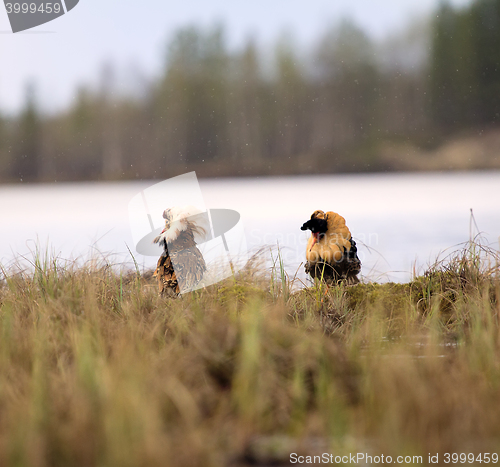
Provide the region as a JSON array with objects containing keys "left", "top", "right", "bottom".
[
  {"left": 153, "top": 206, "right": 207, "bottom": 297},
  {"left": 301, "top": 210, "right": 361, "bottom": 285}
]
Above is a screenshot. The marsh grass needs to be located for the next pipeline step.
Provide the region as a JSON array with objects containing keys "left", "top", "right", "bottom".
[{"left": 0, "top": 241, "right": 499, "bottom": 466}]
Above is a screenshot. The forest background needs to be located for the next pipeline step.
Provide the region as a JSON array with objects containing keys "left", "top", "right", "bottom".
[{"left": 2, "top": 0, "right": 500, "bottom": 183}]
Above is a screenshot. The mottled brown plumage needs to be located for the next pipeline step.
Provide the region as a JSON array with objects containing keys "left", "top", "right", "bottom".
[
  {"left": 153, "top": 207, "right": 207, "bottom": 297},
  {"left": 301, "top": 210, "right": 361, "bottom": 285}
]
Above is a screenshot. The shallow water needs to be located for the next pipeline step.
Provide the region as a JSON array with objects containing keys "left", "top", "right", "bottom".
[{"left": 1, "top": 171, "right": 499, "bottom": 282}]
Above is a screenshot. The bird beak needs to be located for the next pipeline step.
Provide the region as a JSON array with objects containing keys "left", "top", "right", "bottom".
[{"left": 309, "top": 232, "right": 319, "bottom": 251}]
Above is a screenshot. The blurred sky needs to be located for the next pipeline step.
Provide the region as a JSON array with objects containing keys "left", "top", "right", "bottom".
[{"left": 1, "top": 0, "right": 471, "bottom": 115}]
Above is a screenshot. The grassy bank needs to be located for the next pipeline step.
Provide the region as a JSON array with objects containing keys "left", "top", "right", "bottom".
[{"left": 0, "top": 244, "right": 499, "bottom": 466}]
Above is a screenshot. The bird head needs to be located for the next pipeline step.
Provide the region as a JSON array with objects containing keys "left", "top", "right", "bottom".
[
  {"left": 153, "top": 205, "right": 208, "bottom": 246},
  {"left": 160, "top": 208, "right": 175, "bottom": 235},
  {"left": 301, "top": 210, "right": 328, "bottom": 251}
]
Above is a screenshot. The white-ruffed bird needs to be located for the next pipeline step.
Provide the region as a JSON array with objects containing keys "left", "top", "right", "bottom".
[{"left": 153, "top": 206, "right": 208, "bottom": 296}]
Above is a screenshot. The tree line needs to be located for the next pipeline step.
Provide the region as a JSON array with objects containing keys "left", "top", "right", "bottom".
[{"left": 1, "top": 0, "right": 500, "bottom": 183}]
